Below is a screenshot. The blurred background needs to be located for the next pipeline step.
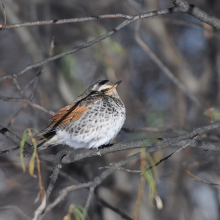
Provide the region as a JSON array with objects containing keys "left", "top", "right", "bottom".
[{"left": 1, "top": 0, "right": 220, "bottom": 219}]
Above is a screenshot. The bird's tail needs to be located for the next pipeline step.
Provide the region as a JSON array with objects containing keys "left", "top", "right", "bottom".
[{"left": 37, "top": 133, "right": 58, "bottom": 150}]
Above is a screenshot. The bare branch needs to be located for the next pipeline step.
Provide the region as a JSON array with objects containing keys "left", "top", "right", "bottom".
[
  {"left": 43, "top": 151, "right": 142, "bottom": 217},
  {"left": 0, "top": 95, "right": 54, "bottom": 115},
  {"left": 121, "top": 126, "right": 186, "bottom": 134},
  {"left": 2, "top": 2, "right": 220, "bottom": 219},
  {"left": 1, "top": 122, "right": 220, "bottom": 161},
  {"left": 0, "top": 205, "right": 31, "bottom": 220},
  {"left": 134, "top": 150, "right": 146, "bottom": 220},
  {"left": 0, "top": 1, "right": 219, "bottom": 86},
  {"left": 2, "top": 4, "right": 6, "bottom": 29},
  {"left": 1, "top": 121, "right": 220, "bottom": 219},
  {"left": 0, "top": 125, "right": 31, "bottom": 152},
  {"left": 171, "top": 0, "right": 220, "bottom": 29},
  {"left": 95, "top": 194, "right": 133, "bottom": 220},
  {"left": 186, "top": 170, "right": 220, "bottom": 187},
  {"left": 23, "top": 71, "right": 42, "bottom": 92},
  {"left": 45, "top": 150, "right": 69, "bottom": 199},
  {"left": 49, "top": 37, "right": 55, "bottom": 57},
  {"left": 12, "top": 78, "right": 24, "bottom": 97},
  {"left": 134, "top": 21, "right": 202, "bottom": 107},
  {"left": 83, "top": 187, "right": 94, "bottom": 219},
  {"left": 144, "top": 135, "right": 199, "bottom": 172},
  {"left": 32, "top": 193, "right": 46, "bottom": 220},
  {"left": 44, "top": 135, "right": 200, "bottom": 218},
  {"left": 0, "top": 7, "right": 177, "bottom": 82},
  {"left": 99, "top": 136, "right": 198, "bottom": 174},
  {"left": 1, "top": 14, "right": 133, "bottom": 30},
  {"left": 8, "top": 103, "right": 28, "bottom": 129},
  {"left": 99, "top": 166, "right": 142, "bottom": 173}
]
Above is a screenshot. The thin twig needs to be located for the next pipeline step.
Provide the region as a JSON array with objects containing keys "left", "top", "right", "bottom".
[
  {"left": 43, "top": 152, "right": 142, "bottom": 217},
  {"left": 0, "top": 146, "right": 20, "bottom": 155},
  {"left": 171, "top": 0, "right": 220, "bottom": 29},
  {"left": 40, "top": 131, "right": 206, "bottom": 217},
  {"left": 0, "top": 95, "right": 54, "bottom": 115},
  {"left": 144, "top": 135, "right": 199, "bottom": 172},
  {"left": 49, "top": 37, "right": 55, "bottom": 57},
  {"left": 45, "top": 150, "right": 69, "bottom": 199},
  {"left": 134, "top": 21, "right": 202, "bottom": 107},
  {"left": 163, "top": 18, "right": 218, "bottom": 36},
  {"left": 0, "top": 1, "right": 219, "bottom": 84},
  {"left": 0, "top": 205, "right": 31, "bottom": 220},
  {"left": 100, "top": 136, "right": 198, "bottom": 174},
  {"left": 0, "top": 126, "right": 32, "bottom": 153},
  {"left": 2, "top": 4, "right": 6, "bottom": 29},
  {"left": 7, "top": 103, "right": 28, "bottom": 128},
  {"left": 0, "top": 7, "right": 178, "bottom": 82},
  {"left": 7, "top": 74, "right": 42, "bottom": 128},
  {"left": 134, "top": 150, "right": 146, "bottom": 220},
  {"left": 12, "top": 78, "right": 24, "bottom": 97},
  {"left": 186, "top": 170, "right": 220, "bottom": 187},
  {"left": 122, "top": 126, "right": 185, "bottom": 133},
  {"left": 33, "top": 193, "right": 47, "bottom": 220},
  {"left": 99, "top": 166, "right": 141, "bottom": 173},
  {"left": 83, "top": 187, "right": 95, "bottom": 219},
  {"left": 95, "top": 193, "right": 133, "bottom": 220},
  {"left": 23, "top": 71, "right": 42, "bottom": 92},
  {"left": 172, "top": 135, "right": 198, "bottom": 155},
  {"left": 0, "top": 95, "right": 30, "bottom": 102},
  {"left": 42, "top": 137, "right": 200, "bottom": 218},
  {"left": 121, "top": 127, "right": 186, "bottom": 137},
  {"left": 1, "top": 122, "right": 220, "bottom": 219},
  {"left": 45, "top": 166, "right": 60, "bottom": 199},
  {"left": 1, "top": 14, "right": 133, "bottom": 30}
]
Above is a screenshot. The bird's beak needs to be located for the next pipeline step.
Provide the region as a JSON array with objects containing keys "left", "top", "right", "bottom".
[{"left": 111, "top": 80, "right": 122, "bottom": 90}]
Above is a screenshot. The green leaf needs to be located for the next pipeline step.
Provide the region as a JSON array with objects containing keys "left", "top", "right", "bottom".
[
  {"left": 29, "top": 136, "right": 37, "bottom": 176},
  {"left": 141, "top": 149, "right": 158, "bottom": 204},
  {"left": 65, "top": 204, "right": 89, "bottom": 220},
  {"left": 204, "top": 111, "right": 220, "bottom": 119},
  {"left": 145, "top": 154, "right": 158, "bottom": 180},
  {"left": 20, "top": 129, "right": 27, "bottom": 172}
]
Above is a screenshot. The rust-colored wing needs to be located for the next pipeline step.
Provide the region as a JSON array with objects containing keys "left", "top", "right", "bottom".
[
  {"left": 40, "top": 103, "right": 88, "bottom": 136},
  {"left": 37, "top": 91, "right": 101, "bottom": 148},
  {"left": 50, "top": 104, "right": 87, "bottom": 126}
]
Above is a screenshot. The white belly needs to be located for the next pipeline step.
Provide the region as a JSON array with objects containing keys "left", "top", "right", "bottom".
[
  {"left": 56, "top": 114, "right": 125, "bottom": 149},
  {"left": 56, "top": 99, "right": 126, "bottom": 149}
]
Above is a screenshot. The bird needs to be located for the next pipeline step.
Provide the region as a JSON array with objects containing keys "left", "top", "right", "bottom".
[{"left": 37, "top": 79, "right": 126, "bottom": 150}]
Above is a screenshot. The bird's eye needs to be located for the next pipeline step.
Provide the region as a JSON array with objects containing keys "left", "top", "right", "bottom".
[{"left": 101, "top": 89, "right": 105, "bottom": 93}]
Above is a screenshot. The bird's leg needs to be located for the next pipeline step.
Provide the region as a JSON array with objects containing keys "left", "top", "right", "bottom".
[
  {"left": 96, "top": 143, "right": 113, "bottom": 156},
  {"left": 96, "top": 148, "right": 101, "bottom": 156}
]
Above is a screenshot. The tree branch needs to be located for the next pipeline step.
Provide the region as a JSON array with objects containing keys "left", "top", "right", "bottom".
[
  {"left": 61, "top": 122, "right": 220, "bottom": 164},
  {"left": 0, "top": 14, "right": 133, "bottom": 30},
  {"left": 41, "top": 151, "right": 142, "bottom": 219},
  {"left": 134, "top": 21, "right": 202, "bottom": 107},
  {"left": 0, "top": 95, "right": 54, "bottom": 115},
  {"left": 0, "top": 7, "right": 177, "bottom": 82},
  {"left": 1, "top": 123, "right": 220, "bottom": 162},
  {"left": 95, "top": 193, "right": 133, "bottom": 220},
  {"left": 1, "top": 122, "right": 220, "bottom": 219},
  {"left": 0, "top": 1, "right": 219, "bottom": 86},
  {"left": 171, "top": 0, "right": 220, "bottom": 29}
]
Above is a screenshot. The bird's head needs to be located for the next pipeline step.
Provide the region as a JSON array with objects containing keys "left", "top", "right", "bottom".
[{"left": 89, "top": 79, "right": 122, "bottom": 98}]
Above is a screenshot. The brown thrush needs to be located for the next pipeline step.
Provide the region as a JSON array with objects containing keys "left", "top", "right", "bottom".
[{"left": 38, "top": 79, "right": 126, "bottom": 150}]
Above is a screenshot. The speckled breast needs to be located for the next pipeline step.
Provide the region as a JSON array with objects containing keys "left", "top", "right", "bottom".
[{"left": 57, "top": 96, "right": 126, "bottom": 149}]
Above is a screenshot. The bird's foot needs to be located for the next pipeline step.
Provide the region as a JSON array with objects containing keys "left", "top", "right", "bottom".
[{"left": 96, "top": 148, "right": 101, "bottom": 156}]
